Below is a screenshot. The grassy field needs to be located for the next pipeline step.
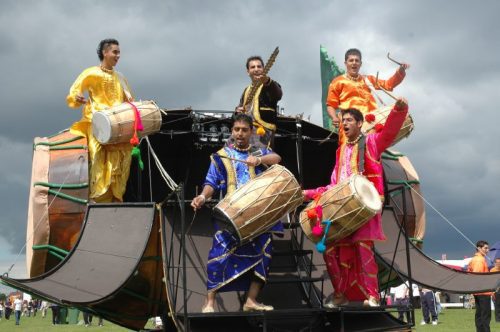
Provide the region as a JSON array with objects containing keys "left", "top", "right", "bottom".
[{"left": 0, "top": 308, "right": 498, "bottom": 331}]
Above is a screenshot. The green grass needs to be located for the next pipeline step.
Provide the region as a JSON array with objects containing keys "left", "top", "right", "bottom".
[
  {"left": 401, "top": 308, "right": 500, "bottom": 331},
  {"left": 0, "top": 310, "right": 150, "bottom": 331},
  {"left": 0, "top": 308, "right": 498, "bottom": 331}
]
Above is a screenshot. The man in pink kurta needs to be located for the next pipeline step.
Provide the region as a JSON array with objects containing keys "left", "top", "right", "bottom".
[{"left": 304, "top": 98, "right": 409, "bottom": 307}]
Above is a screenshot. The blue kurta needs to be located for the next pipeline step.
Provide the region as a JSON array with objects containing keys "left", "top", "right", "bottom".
[{"left": 204, "top": 145, "right": 283, "bottom": 292}]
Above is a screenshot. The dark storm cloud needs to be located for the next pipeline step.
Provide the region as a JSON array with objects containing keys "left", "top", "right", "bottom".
[{"left": 0, "top": 0, "right": 499, "bottom": 277}]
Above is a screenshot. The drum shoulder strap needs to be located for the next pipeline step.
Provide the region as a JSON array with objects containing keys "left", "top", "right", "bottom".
[
  {"left": 115, "top": 70, "right": 133, "bottom": 102},
  {"left": 358, "top": 135, "right": 366, "bottom": 174}
]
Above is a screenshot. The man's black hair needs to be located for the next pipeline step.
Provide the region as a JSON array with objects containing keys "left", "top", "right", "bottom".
[
  {"left": 233, "top": 113, "right": 253, "bottom": 129},
  {"left": 345, "top": 48, "right": 362, "bottom": 61},
  {"left": 97, "top": 39, "right": 119, "bottom": 61},
  {"left": 476, "top": 240, "right": 489, "bottom": 249},
  {"left": 246, "top": 56, "right": 264, "bottom": 70},
  {"left": 342, "top": 108, "right": 364, "bottom": 123}
]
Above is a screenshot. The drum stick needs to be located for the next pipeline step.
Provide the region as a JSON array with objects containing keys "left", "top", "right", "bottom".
[
  {"left": 387, "top": 52, "right": 403, "bottom": 66},
  {"left": 216, "top": 154, "right": 248, "bottom": 164},
  {"left": 378, "top": 87, "right": 398, "bottom": 101}
]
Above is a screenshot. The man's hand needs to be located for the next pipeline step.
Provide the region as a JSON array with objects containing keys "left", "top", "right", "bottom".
[
  {"left": 398, "top": 63, "right": 411, "bottom": 75},
  {"left": 235, "top": 106, "right": 245, "bottom": 113},
  {"left": 395, "top": 97, "right": 408, "bottom": 110},
  {"left": 245, "top": 155, "right": 262, "bottom": 167},
  {"left": 331, "top": 114, "right": 340, "bottom": 128},
  {"left": 191, "top": 195, "right": 206, "bottom": 211},
  {"left": 75, "top": 93, "right": 87, "bottom": 104}
]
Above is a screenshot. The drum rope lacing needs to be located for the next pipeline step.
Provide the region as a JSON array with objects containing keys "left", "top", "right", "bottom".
[{"left": 4, "top": 154, "right": 85, "bottom": 277}]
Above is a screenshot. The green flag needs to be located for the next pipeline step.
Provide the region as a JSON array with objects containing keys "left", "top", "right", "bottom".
[{"left": 320, "top": 45, "right": 344, "bottom": 129}]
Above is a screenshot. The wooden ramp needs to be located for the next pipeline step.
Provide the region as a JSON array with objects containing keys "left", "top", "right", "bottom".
[
  {"left": 375, "top": 207, "right": 500, "bottom": 293},
  {"left": 1, "top": 203, "right": 166, "bottom": 330}
]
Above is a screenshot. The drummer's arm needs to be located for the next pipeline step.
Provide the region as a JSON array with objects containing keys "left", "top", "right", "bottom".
[
  {"left": 375, "top": 98, "right": 408, "bottom": 153},
  {"left": 67, "top": 69, "right": 91, "bottom": 108},
  {"left": 191, "top": 185, "right": 215, "bottom": 210},
  {"left": 246, "top": 152, "right": 281, "bottom": 167}
]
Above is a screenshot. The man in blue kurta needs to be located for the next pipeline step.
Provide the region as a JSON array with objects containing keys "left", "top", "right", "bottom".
[{"left": 191, "top": 113, "right": 283, "bottom": 313}]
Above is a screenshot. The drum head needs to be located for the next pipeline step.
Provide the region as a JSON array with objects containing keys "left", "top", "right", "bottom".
[
  {"left": 92, "top": 112, "right": 112, "bottom": 144},
  {"left": 351, "top": 175, "right": 382, "bottom": 212}
]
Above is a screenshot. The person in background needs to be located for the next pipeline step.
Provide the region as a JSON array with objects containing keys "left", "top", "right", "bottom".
[
  {"left": 391, "top": 282, "right": 410, "bottom": 322},
  {"left": 13, "top": 296, "right": 22, "bottom": 325},
  {"left": 489, "top": 257, "right": 500, "bottom": 323},
  {"left": 4, "top": 299, "right": 12, "bottom": 320},
  {"left": 468, "top": 240, "right": 492, "bottom": 332},
  {"left": 420, "top": 287, "right": 438, "bottom": 325},
  {"left": 49, "top": 302, "right": 60, "bottom": 325}
]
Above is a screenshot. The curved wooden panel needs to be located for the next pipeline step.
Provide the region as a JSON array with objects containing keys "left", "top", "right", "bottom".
[{"left": 26, "top": 130, "right": 89, "bottom": 277}]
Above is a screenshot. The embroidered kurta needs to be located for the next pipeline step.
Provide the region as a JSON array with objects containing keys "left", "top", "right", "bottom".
[
  {"left": 236, "top": 80, "right": 282, "bottom": 148},
  {"left": 327, "top": 71, "right": 405, "bottom": 115},
  {"left": 204, "top": 145, "right": 284, "bottom": 292},
  {"left": 67, "top": 66, "right": 133, "bottom": 202},
  {"left": 304, "top": 104, "right": 408, "bottom": 301},
  {"left": 327, "top": 71, "right": 405, "bottom": 144}
]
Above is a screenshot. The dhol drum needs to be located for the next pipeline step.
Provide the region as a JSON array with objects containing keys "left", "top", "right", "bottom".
[
  {"left": 361, "top": 105, "right": 414, "bottom": 146},
  {"left": 92, "top": 100, "right": 162, "bottom": 145},
  {"left": 300, "top": 174, "right": 382, "bottom": 244},
  {"left": 214, "top": 164, "right": 303, "bottom": 244}
]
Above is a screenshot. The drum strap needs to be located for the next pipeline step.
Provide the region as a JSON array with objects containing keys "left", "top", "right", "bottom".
[
  {"left": 358, "top": 135, "right": 366, "bottom": 174},
  {"left": 115, "top": 70, "right": 133, "bottom": 102}
]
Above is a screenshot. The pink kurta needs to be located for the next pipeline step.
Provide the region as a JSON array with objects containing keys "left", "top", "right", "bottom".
[{"left": 304, "top": 104, "right": 408, "bottom": 301}]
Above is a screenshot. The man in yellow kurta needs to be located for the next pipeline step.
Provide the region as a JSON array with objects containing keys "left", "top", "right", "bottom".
[
  {"left": 67, "top": 39, "right": 133, "bottom": 202},
  {"left": 327, "top": 48, "right": 409, "bottom": 143}
]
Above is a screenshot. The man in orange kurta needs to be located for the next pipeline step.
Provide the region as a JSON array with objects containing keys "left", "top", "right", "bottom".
[
  {"left": 468, "top": 240, "right": 492, "bottom": 332},
  {"left": 326, "top": 48, "right": 409, "bottom": 143}
]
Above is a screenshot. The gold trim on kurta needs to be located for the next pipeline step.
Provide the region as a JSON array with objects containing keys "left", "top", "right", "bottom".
[{"left": 243, "top": 85, "right": 276, "bottom": 131}]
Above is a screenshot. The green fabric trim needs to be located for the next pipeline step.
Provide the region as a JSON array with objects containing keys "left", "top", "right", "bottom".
[
  {"left": 381, "top": 154, "right": 399, "bottom": 160},
  {"left": 32, "top": 245, "right": 69, "bottom": 261},
  {"left": 35, "top": 136, "right": 83, "bottom": 147},
  {"left": 49, "top": 145, "right": 87, "bottom": 151},
  {"left": 409, "top": 237, "right": 424, "bottom": 244},
  {"left": 34, "top": 182, "right": 88, "bottom": 189},
  {"left": 47, "top": 189, "right": 88, "bottom": 204},
  {"left": 46, "top": 129, "right": 69, "bottom": 139},
  {"left": 384, "top": 150, "right": 405, "bottom": 157},
  {"left": 32, "top": 244, "right": 69, "bottom": 256}
]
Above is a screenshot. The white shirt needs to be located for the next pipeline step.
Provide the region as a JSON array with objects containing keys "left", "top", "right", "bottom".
[
  {"left": 14, "top": 298, "right": 22, "bottom": 311},
  {"left": 391, "top": 283, "right": 409, "bottom": 299}
]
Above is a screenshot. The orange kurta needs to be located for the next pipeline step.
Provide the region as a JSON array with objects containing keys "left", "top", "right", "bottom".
[
  {"left": 468, "top": 253, "right": 493, "bottom": 296},
  {"left": 327, "top": 70, "right": 406, "bottom": 144}
]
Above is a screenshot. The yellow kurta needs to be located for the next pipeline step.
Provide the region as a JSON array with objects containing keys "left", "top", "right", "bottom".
[{"left": 67, "top": 66, "right": 133, "bottom": 202}]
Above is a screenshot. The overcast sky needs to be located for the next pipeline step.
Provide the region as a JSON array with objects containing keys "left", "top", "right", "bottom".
[{"left": 1, "top": 0, "right": 499, "bottom": 284}]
